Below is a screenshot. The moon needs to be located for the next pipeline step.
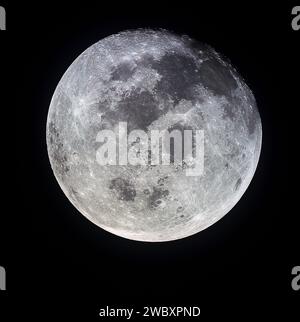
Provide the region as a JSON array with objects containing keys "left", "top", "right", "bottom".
[{"left": 46, "top": 29, "right": 262, "bottom": 242}]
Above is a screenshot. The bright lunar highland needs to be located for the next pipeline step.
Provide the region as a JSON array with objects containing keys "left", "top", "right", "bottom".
[{"left": 46, "top": 29, "right": 262, "bottom": 242}]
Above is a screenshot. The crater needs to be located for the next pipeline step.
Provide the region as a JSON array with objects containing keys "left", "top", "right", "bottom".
[
  {"left": 177, "top": 206, "right": 184, "bottom": 213},
  {"left": 149, "top": 186, "right": 169, "bottom": 209}
]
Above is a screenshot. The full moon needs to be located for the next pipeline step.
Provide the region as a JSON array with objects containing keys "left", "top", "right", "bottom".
[{"left": 46, "top": 29, "right": 262, "bottom": 242}]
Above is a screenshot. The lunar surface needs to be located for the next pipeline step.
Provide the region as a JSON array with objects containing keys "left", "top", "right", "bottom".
[{"left": 46, "top": 29, "right": 262, "bottom": 242}]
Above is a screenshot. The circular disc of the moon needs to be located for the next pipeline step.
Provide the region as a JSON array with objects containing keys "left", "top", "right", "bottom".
[{"left": 46, "top": 29, "right": 262, "bottom": 242}]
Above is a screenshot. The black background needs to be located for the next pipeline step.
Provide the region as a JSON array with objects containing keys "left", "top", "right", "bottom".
[{"left": 0, "top": 1, "right": 298, "bottom": 320}]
